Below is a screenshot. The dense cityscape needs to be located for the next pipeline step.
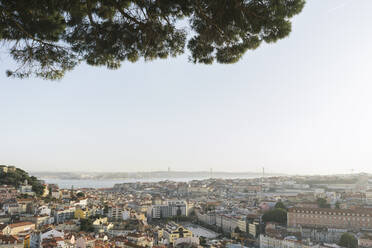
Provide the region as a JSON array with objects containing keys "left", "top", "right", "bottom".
[
  {"left": 1, "top": 165, "right": 371, "bottom": 248},
  {"left": 1, "top": 0, "right": 371, "bottom": 248}
]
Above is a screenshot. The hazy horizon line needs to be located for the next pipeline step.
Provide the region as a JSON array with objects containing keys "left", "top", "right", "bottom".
[{"left": 29, "top": 170, "right": 370, "bottom": 177}]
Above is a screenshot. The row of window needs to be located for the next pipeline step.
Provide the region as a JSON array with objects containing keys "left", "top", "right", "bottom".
[
  {"left": 292, "top": 210, "right": 370, "bottom": 217},
  {"left": 294, "top": 214, "right": 371, "bottom": 221}
]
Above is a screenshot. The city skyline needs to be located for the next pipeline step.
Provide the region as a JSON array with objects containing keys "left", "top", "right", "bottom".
[{"left": 1, "top": 0, "right": 372, "bottom": 174}]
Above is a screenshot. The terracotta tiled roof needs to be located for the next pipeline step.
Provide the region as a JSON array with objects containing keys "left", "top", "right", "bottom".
[
  {"left": 123, "top": 241, "right": 145, "bottom": 248},
  {"left": 0, "top": 224, "right": 8, "bottom": 230},
  {"left": 9, "top": 222, "right": 34, "bottom": 228},
  {"left": 0, "top": 234, "right": 22, "bottom": 243}
]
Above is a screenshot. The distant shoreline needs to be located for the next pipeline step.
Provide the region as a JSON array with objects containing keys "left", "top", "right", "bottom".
[
  {"left": 39, "top": 175, "right": 270, "bottom": 189},
  {"left": 30, "top": 170, "right": 284, "bottom": 180}
]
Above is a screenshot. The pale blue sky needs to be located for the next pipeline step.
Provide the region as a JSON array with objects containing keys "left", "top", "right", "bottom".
[{"left": 1, "top": 0, "right": 372, "bottom": 174}]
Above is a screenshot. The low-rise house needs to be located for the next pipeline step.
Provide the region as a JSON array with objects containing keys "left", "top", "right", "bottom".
[
  {"left": 17, "top": 198, "right": 35, "bottom": 214},
  {"left": 0, "top": 234, "right": 23, "bottom": 248},
  {"left": 51, "top": 190, "right": 61, "bottom": 199},
  {"left": 20, "top": 215, "right": 54, "bottom": 228},
  {"left": 75, "top": 235, "right": 96, "bottom": 248},
  {"left": 38, "top": 206, "right": 51, "bottom": 216},
  {"left": 2, "top": 200, "right": 19, "bottom": 215},
  {"left": 3, "top": 222, "right": 35, "bottom": 236},
  {"left": 173, "top": 236, "right": 199, "bottom": 247},
  {"left": 121, "top": 241, "right": 145, "bottom": 248},
  {"left": 74, "top": 198, "right": 88, "bottom": 208},
  {"left": 40, "top": 236, "right": 65, "bottom": 248},
  {"left": 0, "top": 225, "right": 10, "bottom": 235},
  {"left": 19, "top": 184, "right": 34, "bottom": 196},
  {"left": 60, "top": 190, "right": 71, "bottom": 200},
  {"left": 30, "top": 229, "right": 64, "bottom": 248},
  {"left": 359, "top": 234, "right": 372, "bottom": 248},
  {"left": 0, "top": 186, "right": 17, "bottom": 203},
  {"left": 127, "top": 233, "right": 153, "bottom": 247},
  {"left": 55, "top": 221, "right": 79, "bottom": 232}
]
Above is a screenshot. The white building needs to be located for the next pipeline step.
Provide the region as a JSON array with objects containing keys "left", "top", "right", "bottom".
[
  {"left": 216, "top": 215, "right": 246, "bottom": 233},
  {"left": 108, "top": 205, "right": 130, "bottom": 220},
  {"left": 54, "top": 206, "right": 76, "bottom": 224},
  {"left": 30, "top": 229, "right": 64, "bottom": 248},
  {"left": 149, "top": 200, "right": 187, "bottom": 219},
  {"left": 19, "top": 185, "right": 34, "bottom": 196},
  {"left": 260, "top": 235, "right": 317, "bottom": 248},
  {"left": 38, "top": 206, "right": 51, "bottom": 216}
]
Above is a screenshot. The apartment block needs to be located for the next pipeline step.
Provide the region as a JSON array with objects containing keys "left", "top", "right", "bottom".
[{"left": 288, "top": 207, "right": 372, "bottom": 231}]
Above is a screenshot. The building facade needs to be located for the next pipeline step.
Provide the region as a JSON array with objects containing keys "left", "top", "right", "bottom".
[
  {"left": 288, "top": 207, "right": 372, "bottom": 231},
  {"left": 149, "top": 201, "right": 187, "bottom": 219},
  {"left": 260, "top": 235, "right": 316, "bottom": 248},
  {"left": 54, "top": 207, "right": 76, "bottom": 224}
]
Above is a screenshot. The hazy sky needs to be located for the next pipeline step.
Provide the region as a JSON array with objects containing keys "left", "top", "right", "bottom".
[{"left": 1, "top": 0, "right": 372, "bottom": 174}]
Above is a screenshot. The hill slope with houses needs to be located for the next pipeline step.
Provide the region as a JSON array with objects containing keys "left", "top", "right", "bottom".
[{"left": 0, "top": 165, "right": 44, "bottom": 196}]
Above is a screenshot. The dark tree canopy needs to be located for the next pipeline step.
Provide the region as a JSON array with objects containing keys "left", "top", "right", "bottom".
[
  {"left": 262, "top": 208, "right": 287, "bottom": 224},
  {"left": 77, "top": 192, "right": 85, "bottom": 198},
  {"left": 274, "top": 201, "right": 286, "bottom": 210},
  {"left": 338, "top": 233, "right": 358, "bottom": 248},
  {"left": 0, "top": 0, "right": 305, "bottom": 80},
  {"left": 0, "top": 167, "right": 44, "bottom": 196},
  {"left": 317, "top": 198, "right": 331, "bottom": 208},
  {"left": 80, "top": 218, "right": 95, "bottom": 232}
]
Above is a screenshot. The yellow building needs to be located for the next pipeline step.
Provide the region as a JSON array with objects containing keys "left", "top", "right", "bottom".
[
  {"left": 42, "top": 185, "right": 49, "bottom": 197},
  {"left": 74, "top": 208, "right": 90, "bottom": 219},
  {"left": 135, "top": 213, "right": 146, "bottom": 221},
  {"left": 0, "top": 165, "right": 8, "bottom": 173},
  {"left": 157, "top": 229, "right": 163, "bottom": 238},
  {"left": 162, "top": 223, "right": 192, "bottom": 244},
  {"left": 24, "top": 234, "right": 30, "bottom": 248}
]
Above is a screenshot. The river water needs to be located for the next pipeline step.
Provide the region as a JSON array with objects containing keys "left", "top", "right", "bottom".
[
  {"left": 42, "top": 177, "right": 207, "bottom": 189},
  {"left": 42, "top": 174, "right": 259, "bottom": 189}
]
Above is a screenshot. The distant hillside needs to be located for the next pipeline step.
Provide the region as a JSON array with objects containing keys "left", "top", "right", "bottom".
[{"left": 0, "top": 166, "right": 44, "bottom": 196}]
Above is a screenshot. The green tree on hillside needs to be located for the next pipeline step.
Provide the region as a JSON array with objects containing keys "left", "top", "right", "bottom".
[
  {"left": 0, "top": 167, "right": 44, "bottom": 196},
  {"left": 275, "top": 201, "right": 287, "bottom": 210},
  {"left": 317, "top": 198, "right": 330, "bottom": 208},
  {"left": 77, "top": 192, "right": 85, "bottom": 198},
  {"left": 80, "top": 218, "right": 95, "bottom": 232},
  {"left": 338, "top": 233, "right": 358, "bottom": 248},
  {"left": 262, "top": 208, "right": 287, "bottom": 224},
  {"left": 199, "top": 236, "right": 207, "bottom": 246},
  {"left": 0, "top": 0, "right": 305, "bottom": 80}
]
